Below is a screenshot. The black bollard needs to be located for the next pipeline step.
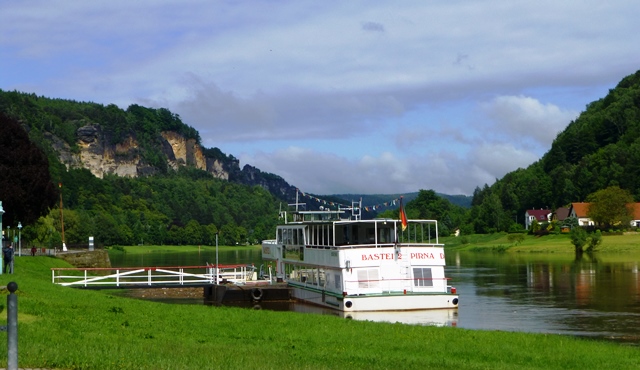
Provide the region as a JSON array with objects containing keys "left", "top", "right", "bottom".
[{"left": 7, "top": 281, "right": 18, "bottom": 370}]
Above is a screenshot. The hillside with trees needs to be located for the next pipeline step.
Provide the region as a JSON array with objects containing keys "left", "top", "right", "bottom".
[
  {"left": 4, "top": 69, "right": 639, "bottom": 247},
  {"left": 0, "top": 111, "right": 282, "bottom": 247},
  {"left": 469, "top": 70, "right": 640, "bottom": 234},
  {"left": 0, "top": 92, "right": 288, "bottom": 247}
]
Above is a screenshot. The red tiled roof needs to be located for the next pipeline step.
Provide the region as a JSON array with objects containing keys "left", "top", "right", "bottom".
[
  {"left": 526, "top": 209, "right": 551, "bottom": 221},
  {"left": 628, "top": 203, "right": 640, "bottom": 220},
  {"left": 570, "top": 203, "right": 590, "bottom": 218}
]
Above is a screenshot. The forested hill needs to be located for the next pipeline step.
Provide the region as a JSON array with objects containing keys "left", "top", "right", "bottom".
[
  {"left": 0, "top": 89, "right": 300, "bottom": 199},
  {"left": 0, "top": 89, "right": 469, "bottom": 247},
  {"left": 0, "top": 90, "right": 294, "bottom": 246},
  {"left": 469, "top": 69, "right": 640, "bottom": 234}
]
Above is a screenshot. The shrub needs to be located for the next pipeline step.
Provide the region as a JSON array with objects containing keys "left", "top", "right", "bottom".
[
  {"left": 586, "top": 230, "right": 602, "bottom": 252},
  {"left": 507, "top": 233, "right": 525, "bottom": 245}
]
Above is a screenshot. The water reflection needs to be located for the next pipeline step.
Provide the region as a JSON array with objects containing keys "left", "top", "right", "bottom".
[
  {"left": 219, "top": 301, "right": 458, "bottom": 327},
  {"left": 449, "top": 252, "right": 640, "bottom": 344},
  {"left": 108, "top": 248, "right": 263, "bottom": 268}
]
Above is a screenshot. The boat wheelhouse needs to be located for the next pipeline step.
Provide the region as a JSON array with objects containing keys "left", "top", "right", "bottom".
[{"left": 261, "top": 205, "right": 459, "bottom": 312}]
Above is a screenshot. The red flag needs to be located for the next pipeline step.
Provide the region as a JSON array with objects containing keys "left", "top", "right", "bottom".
[{"left": 399, "top": 197, "right": 408, "bottom": 231}]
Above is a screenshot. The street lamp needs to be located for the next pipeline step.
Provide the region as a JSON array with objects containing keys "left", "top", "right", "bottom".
[
  {"left": 17, "top": 222, "right": 22, "bottom": 257},
  {"left": 215, "top": 232, "right": 219, "bottom": 285}
]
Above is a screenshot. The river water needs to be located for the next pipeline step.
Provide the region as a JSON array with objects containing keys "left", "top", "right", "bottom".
[{"left": 109, "top": 248, "right": 640, "bottom": 344}]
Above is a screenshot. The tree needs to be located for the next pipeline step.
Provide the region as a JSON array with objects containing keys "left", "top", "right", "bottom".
[
  {"left": 0, "top": 113, "right": 58, "bottom": 227},
  {"left": 586, "top": 186, "right": 634, "bottom": 228},
  {"left": 563, "top": 216, "right": 579, "bottom": 229},
  {"left": 570, "top": 227, "right": 588, "bottom": 256}
]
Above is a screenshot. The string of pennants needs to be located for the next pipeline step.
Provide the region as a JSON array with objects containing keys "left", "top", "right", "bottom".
[{"left": 297, "top": 190, "right": 402, "bottom": 212}]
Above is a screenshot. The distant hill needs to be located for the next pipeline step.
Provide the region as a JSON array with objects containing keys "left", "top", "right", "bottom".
[{"left": 332, "top": 192, "right": 472, "bottom": 210}]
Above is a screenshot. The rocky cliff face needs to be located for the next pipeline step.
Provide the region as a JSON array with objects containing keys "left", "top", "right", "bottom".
[
  {"left": 48, "top": 123, "right": 296, "bottom": 201},
  {"left": 234, "top": 164, "right": 297, "bottom": 200},
  {"left": 50, "top": 124, "right": 231, "bottom": 180}
]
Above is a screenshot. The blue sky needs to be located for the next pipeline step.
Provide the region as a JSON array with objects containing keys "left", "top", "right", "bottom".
[{"left": 2, "top": 1, "right": 638, "bottom": 195}]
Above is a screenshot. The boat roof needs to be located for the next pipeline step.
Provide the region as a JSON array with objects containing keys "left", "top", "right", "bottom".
[{"left": 285, "top": 210, "right": 438, "bottom": 226}]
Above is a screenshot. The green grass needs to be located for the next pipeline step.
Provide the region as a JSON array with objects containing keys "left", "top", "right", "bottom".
[
  {"left": 443, "top": 232, "right": 640, "bottom": 254},
  {"left": 0, "top": 257, "right": 639, "bottom": 369}
]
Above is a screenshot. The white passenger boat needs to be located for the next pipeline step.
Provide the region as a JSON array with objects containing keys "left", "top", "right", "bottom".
[{"left": 261, "top": 200, "right": 459, "bottom": 312}]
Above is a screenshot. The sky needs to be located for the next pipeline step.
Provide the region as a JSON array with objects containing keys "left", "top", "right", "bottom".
[{"left": 2, "top": 1, "right": 639, "bottom": 196}]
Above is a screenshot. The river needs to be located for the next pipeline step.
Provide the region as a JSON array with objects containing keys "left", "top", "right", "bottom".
[{"left": 109, "top": 248, "right": 640, "bottom": 344}]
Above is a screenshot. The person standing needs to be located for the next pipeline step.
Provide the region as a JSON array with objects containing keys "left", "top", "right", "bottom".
[{"left": 3, "top": 243, "right": 14, "bottom": 274}]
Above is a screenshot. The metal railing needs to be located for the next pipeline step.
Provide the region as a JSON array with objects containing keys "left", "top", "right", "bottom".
[{"left": 51, "top": 264, "right": 258, "bottom": 287}]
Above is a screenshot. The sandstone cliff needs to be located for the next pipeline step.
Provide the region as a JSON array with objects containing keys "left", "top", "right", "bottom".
[
  {"left": 48, "top": 123, "right": 295, "bottom": 200},
  {"left": 50, "top": 124, "right": 230, "bottom": 180}
]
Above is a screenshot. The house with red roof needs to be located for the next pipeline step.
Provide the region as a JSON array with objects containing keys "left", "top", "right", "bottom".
[
  {"left": 627, "top": 203, "right": 640, "bottom": 227},
  {"left": 568, "top": 202, "right": 593, "bottom": 226},
  {"left": 525, "top": 209, "right": 551, "bottom": 229}
]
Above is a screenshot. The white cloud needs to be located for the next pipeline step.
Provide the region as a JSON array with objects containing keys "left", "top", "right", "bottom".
[
  {"left": 2, "top": 1, "right": 639, "bottom": 196},
  {"left": 483, "top": 95, "right": 579, "bottom": 147}
]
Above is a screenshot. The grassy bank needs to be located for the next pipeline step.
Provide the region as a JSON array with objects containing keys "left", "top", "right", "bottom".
[
  {"left": 0, "top": 257, "right": 638, "bottom": 369},
  {"left": 109, "top": 244, "right": 260, "bottom": 255},
  {"left": 442, "top": 232, "right": 640, "bottom": 254}
]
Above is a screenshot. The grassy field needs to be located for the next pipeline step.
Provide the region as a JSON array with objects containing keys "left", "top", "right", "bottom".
[
  {"left": 0, "top": 257, "right": 639, "bottom": 369},
  {"left": 441, "top": 231, "right": 640, "bottom": 254}
]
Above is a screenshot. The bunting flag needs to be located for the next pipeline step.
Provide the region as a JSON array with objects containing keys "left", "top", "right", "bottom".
[
  {"left": 399, "top": 196, "right": 408, "bottom": 231},
  {"left": 297, "top": 190, "right": 405, "bottom": 212}
]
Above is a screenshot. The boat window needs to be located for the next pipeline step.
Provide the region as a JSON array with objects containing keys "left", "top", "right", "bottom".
[
  {"left": 366, "top": 228, "right": 375, "bottom": 243},
  {"left": 334, "top": 274, "right": 341, "bottom": 290},
  {"left": 413, "top": 268, "right": 433, "bottom": 287},
  {"left": 342, "top": 225, "right": 351, "bottom": 244},
  {"left": 378, "top": 228, "right": 391, "bottom": 243},
  {"left": 357, "top": 269, "right": 380, "bottom": 289}
]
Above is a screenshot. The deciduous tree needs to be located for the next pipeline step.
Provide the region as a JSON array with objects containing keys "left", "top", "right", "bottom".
[
  {"left": 586, "top": 186, "right": 634, "bottom": 228},
  {"left": 0, "top": 113, "right": 57, "bottom": 227}
]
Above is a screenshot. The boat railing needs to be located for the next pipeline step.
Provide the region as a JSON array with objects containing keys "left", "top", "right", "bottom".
[{"left": 326, "top": 242, "right": 445, "bottom": 251}]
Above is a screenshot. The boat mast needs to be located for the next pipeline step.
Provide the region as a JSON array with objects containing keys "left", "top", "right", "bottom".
[{"left": 350, "top": 198, "right": 362, "bottom": 220}]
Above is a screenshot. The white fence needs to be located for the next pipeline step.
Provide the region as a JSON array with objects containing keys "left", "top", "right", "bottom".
[{"left": 51, "top": 264, "right": 258, "bottom": 287}]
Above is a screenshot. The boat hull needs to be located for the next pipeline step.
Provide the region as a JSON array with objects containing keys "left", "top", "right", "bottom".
[{"left": 289, "top": 284, "right": 459, "bottom": 312}]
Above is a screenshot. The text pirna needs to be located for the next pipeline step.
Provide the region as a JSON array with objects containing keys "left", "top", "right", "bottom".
[{"left": 361, "top": 252, "right": 445, "bottom": 261}]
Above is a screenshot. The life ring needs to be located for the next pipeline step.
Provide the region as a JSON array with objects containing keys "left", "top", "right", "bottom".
[{"left": 251, "top": 288, "right": 264, "bottom": 301}]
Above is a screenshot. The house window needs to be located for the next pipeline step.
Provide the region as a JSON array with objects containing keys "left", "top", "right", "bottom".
[{"left": 413, "top": 268, "right": 433, "bottom": 287}]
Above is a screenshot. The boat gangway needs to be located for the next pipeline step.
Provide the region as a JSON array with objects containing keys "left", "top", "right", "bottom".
[{"left": 51, "top": 264, "right": 259, "bottom": 288}]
